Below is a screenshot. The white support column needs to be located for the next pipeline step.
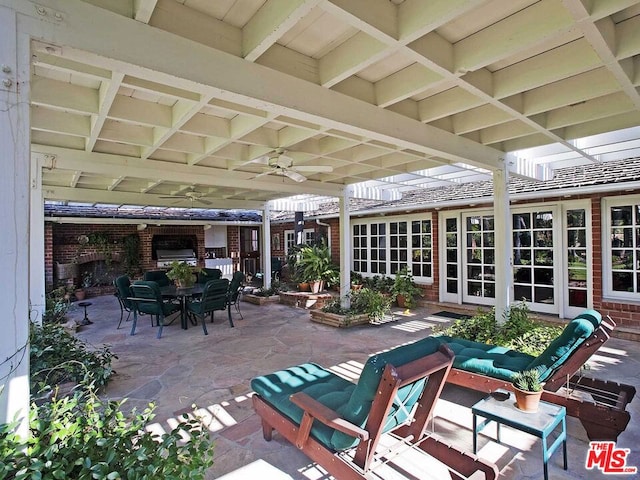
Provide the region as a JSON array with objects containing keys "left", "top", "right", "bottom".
[
  {"left": 0, "top": 5, "right": 31, "bottom": 432},
  {"left": 30, "top": 154, "right": 46, "bottom": 325},
  {"left": 493, "top": 162, "right": 512, "bottom": 324},
  {"left": 339, "top": 187, "right": 352, "bottom": 309},
  {"left": 262, "top": 202, "right": 271, "bottom": 289}
]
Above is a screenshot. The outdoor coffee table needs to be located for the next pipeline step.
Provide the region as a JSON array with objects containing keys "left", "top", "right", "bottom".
[{"left": 472, "top": 390, "right": 567, "bottom": 480}]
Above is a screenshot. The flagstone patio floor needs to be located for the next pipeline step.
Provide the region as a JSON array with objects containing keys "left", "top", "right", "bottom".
[{"left": 72, "top": 295, "right": 640, "bottom": 479}]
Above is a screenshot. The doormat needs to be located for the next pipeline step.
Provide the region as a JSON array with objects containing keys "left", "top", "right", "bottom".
[{"left": 432, "top": 311, "right": 472, "bottom": 320}]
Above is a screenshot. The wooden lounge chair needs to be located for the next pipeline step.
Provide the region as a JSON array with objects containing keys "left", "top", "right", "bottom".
[
  {"left": 437, "top": 310, "right": 636, "bottom": 441},
  {"left": 252, "top": 337, "right": 499, "bottom": 480}
]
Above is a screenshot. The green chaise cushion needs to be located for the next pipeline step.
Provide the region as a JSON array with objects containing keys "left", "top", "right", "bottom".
[
  {"left": 526, "top": 313, "right": 598, "bottom": 381},
  {"left": 437, "top": 336, "right": 534, "bottom": 381},
  {"left": 251, "top": 336, "right": 443, "bottom": 451}
]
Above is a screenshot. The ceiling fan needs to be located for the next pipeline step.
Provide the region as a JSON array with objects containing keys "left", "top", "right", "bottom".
[
  {"left": 159, "top": 186, "right": 212, "bottom": 206},
  {"left": 250, "top": 149, "right": 333, "bottom": 182}
]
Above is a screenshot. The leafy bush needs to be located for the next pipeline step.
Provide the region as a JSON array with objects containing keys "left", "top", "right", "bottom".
[
  {"left": 322, "top": 288, "right": 391, "bottom": 321},
  {"left": 0, "top": 390, "right": 214, "bottom": 479},
  {"left": 433, "top": 303, "right": 563, "bottom": 356},
  {"left": 42, "top": 287, "right": 72, "bottom": 324},
  {"left": 29, "top": 322, "right": 115, "bottom": 395},
  {"left": 255, "top": 280, "right": 282, "bottom": 297}
]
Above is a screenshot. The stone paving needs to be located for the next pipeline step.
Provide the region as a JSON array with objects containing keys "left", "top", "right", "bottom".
[{"left": 72, "top": 294, "right": 640, "bottom": 479}]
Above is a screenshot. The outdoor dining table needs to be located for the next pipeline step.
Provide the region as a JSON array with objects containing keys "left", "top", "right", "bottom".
[{"left": 160, "top": 284, "right": 203, "bottom": 329}]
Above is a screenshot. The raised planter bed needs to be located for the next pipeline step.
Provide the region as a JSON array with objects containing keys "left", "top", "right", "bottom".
[
  {"left": 242, "top": 294, "right": 280, "bottom": 305},
  {"left": 310, "top": 310, "right": 397, "bottom": 328},
  {"left": 309, "top": 310, "right": 370, "bottom": 328},
  {"left": 279, "top": 291, "right": 333, "bottom": 310}
]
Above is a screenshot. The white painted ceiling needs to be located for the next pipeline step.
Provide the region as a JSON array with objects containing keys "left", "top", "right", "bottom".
[{"left": 28, "top": 0, "right": 640, "bottom": 210}]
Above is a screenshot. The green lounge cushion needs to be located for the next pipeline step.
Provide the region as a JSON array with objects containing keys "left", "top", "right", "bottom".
[
  {"left": 437, "top": 309, "right": 601, "bottom": 383},
  {"left": 251, "top": 336, "right": 443, "bottom": 451},
  {"left": 526, "top": 316, "right": 596, "bottom": 381},
  {"left": 437, "top": 336, "right": 534, "bottom": 381}
]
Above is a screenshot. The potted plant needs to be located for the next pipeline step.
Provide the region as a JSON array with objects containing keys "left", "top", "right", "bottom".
[
  {"left": 350, "top": 271, "right": 363, "bottom": 290},
  {"left": 75, "top": 271, "right": 92, "bottom": 301},
  {"left": 391, "top": 266, "right": 422, "bottom": 308},
  {"left": 297, "top": 244, "right": 332, "bottom": 293},
  {"left": 166, "top": 261, "right": 197, "bottom": 288},
  {"left": 512, "top": 369, "right": 543, "bottom": 412}
]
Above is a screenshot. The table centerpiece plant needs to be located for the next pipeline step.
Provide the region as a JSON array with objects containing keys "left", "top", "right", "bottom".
[{"left": 166, "top": 261, "right": 197, "bottom": 288}]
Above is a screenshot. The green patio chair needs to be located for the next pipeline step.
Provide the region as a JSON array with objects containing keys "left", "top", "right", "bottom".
[
  {"left": 186, "top": 278, "right": 230, "bottom": 333},
  {"left": 227, "top": 271, "right": 245, "bottom": 323},
  {"left": 114, "top": 274, "right": 136, "bottom": 329},
  {"left": 129, "top": 281, "right": 180, "bottom": 339},
  {"left": 143, "top": 270, "right": 171, "bottom": 287},
  {"left": 196, "top": 267, "right": 222, "bottom": 285}
]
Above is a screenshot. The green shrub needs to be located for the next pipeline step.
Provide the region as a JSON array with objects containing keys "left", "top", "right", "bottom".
[
  {"left": 436, "top": 308, "right": 498, "bottom": 344},
  {"left": 0, "top": 390, "right": 214, "bottom": 479},
  {"left": 43, "top": 287, "right": 72, "bottom": 324},
  {"left": 433, "top": 303, "right": 563, "bottom": 356},
  {"left": 29, "top": 322, "right": 115, "bottom": 395}
]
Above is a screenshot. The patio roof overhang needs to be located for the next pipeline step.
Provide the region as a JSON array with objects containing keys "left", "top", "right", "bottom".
[{"left": 15, "top": 0, "right": 640, "bottom": 211}]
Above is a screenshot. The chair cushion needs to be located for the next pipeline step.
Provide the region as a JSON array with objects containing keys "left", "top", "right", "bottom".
[
  {"left": 251, "top": 363, "right": 356, "bottom": 450},
  {"left": 437, "top": 336, "right": 534, "bottom": 381},
  {"left": 526, "top": 316, "right": 596, "bottom": 381},
  {"left": 251, "top": 336, "right": 444, "bottom": 451}
]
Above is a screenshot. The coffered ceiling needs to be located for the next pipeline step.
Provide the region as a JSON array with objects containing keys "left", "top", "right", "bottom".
[{"left": 21, "top": 0, "right": 640, "bottom": 209}]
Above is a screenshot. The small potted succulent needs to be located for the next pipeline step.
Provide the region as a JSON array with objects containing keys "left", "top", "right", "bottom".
[{"left": 512, "top": 369, "right": 543, "bottom": 412}]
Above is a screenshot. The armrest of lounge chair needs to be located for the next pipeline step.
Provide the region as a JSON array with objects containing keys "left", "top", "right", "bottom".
[{"left": 290, "top": 392, "right": 369, "bottom": 448}]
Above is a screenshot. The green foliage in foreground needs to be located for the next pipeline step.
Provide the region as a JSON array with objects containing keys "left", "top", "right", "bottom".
[
  {"left": 0, "top": 390, "right": 214, "bottom": 479},
  {"left": 29, "top": 321, "right": 116, "bottom": 395},
  {"left": 0, "top": 321, "right": 214, "bottom": 479},
  {"left": 433, "top": 303, "right": 564, "bottom": 356}
]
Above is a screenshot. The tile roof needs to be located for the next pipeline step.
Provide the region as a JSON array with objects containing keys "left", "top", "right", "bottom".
[
  {"left": 271, "top": 157, "right": 640, "bottom": 221},
  {"left": 44, "top": 204, "right": 262, "bottom": 222}
]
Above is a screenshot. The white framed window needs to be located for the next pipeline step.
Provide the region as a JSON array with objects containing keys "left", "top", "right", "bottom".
[
  {"left": 284, "top": 228, "right": 328, "bottom": 255},
  {"left": 351, "top": 214, "right": 433, "bottom": 282},
  {"left": 603, "top": 196, "right": 640, "bottom": 301}
]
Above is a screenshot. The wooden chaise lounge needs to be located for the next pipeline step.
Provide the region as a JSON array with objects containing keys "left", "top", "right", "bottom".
[
  {"left": 252, "top": 337, "right": 499, "bottom": 480},
  {"left": 437, "top": 309, "right": 636, "bottom": 441}
]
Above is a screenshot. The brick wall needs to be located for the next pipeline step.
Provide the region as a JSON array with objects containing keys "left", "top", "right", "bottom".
[
  {"left": 227, "top": 226, "right": 240, "bottom": 271},
  {"left": 137, "top": 225, "right": 205, "bottom": 272}
]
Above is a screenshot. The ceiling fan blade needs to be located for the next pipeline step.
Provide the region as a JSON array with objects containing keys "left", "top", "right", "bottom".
[
  {"left": 196, "top": 198, "right": 213, "bottom": 206},
  {"left": 249, "top": 155, "right": 271, "bottom": 165},
  {"left": 159, "top": 195, "right": 186, "bottom": 199},
  {"left": 291, "top": 165, "right": 333, "bottom": 173},
  {"left": 253, "top": 169, "right": 276, "bottom": 179},
  {"left": 284, "top": 169, "right": 307, "bottom": 182}
]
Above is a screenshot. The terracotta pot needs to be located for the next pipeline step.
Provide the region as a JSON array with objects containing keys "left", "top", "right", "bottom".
[
  {"left": 298, "top": 282, "right": 310, "bottom": 292},
  {"left": 310, "top": 280, "right": 323, "bottom": 293},
  {"left": 75, "top": 289, "right": 86, "bottom": 301},
  {"left": 350, "top": 284, "right": 363, "bottom": 291},
  {"left": 513, "top": 386, "right": 542, "bottom": 412},
  {"left": 396, "top": 294, "right": 407, "bottom": 308}
]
